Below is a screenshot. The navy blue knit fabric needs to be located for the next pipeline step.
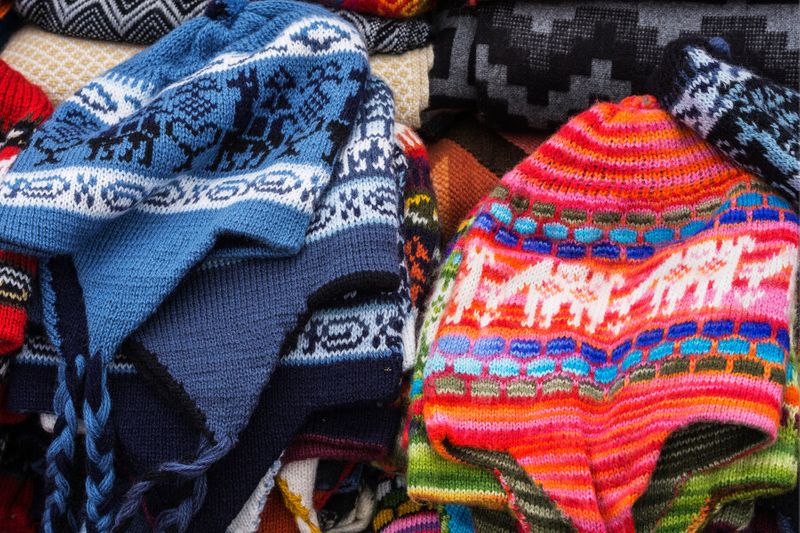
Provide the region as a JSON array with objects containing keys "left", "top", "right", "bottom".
[{"left": 652, "top": 37, "right": 799, "bottom": 201}]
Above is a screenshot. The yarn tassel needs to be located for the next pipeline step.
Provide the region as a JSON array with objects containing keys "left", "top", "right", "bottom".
[
  {"left": 113, "top": 436, "right": 234, "bottom": 533},
  {"left": 84, "top": 353, "right": 115, "bottom": 533},
  {"left": 41, "top": 256, "right": 91, "bottom": 533}
]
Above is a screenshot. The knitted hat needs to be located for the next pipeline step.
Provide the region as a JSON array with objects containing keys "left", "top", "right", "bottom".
[
  {"left": 0, "top": 26, "right": 144, "bottom": 107},
  {"left": 6, "top": 73, "right": 402, "bottom": 532},
  {"left": 426, "top": 114, "right": 547, "bottom": 243},
  {"left": 227, "top": 458, "right": 284, "bottom": 533},
  {"left": 0, "top": 60, "right": 50, "bottom": 357},
  {"left": 417, "top": 96, "right": 799, "bottom": 531},
  {"left": 371, "top": 474, "right": 440, "bottom": 532},
  {"left": 334, "top": 10, "right": 432, "bottom": 55},
  {"left": 424, "top": 1, "right": 800, "bottom": 130},
  {"left": 0, "top": 3, "right": 372, "bottom": 530},
  {"left": 652, "top": 37, "right": 799, "bottom": 202}
]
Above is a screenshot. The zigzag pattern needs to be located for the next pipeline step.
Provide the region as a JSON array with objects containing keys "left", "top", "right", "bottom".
[
  {"left": 427, "top": 1, "right": 800, "bottom": 129},
  {"left": 16, "top": 0, "right": 207, "bottom": 44}
]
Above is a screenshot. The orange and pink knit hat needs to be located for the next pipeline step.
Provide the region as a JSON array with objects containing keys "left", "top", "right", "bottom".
[{"left": 410, "top": 95, "right": 799, "bottom": 532}]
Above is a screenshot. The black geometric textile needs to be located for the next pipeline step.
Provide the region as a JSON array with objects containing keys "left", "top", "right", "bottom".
[
  {"left": 336, "top": 9, "right": 432, "bottom": 54},
  {"left": 14, "top": 0, "right": 208, "bottom": 44},
  {"left": 425, "top": 0, "right": 800, "bottom": 130}
]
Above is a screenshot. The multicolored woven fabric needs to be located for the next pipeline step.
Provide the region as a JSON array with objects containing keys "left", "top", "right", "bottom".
[
  {"left": 314, "top": 0, "right": 432, "bottom": 18},
  {"left": 415, "top": 95, "right": 799, "bottom": 532}
]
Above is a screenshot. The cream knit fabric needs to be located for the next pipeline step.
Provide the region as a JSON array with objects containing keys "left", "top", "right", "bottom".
[
  {"left": 371, "top": 45, "right": 432, "bottom": 128},
  {"left": 0, "top": 25, "right": 144, "bottom": 107}
]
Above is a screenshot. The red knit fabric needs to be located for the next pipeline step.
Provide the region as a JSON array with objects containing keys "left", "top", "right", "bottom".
[
  {"left": 0, "top": 474, "right": 36, "bottom": 533},
  {"left": 0, "top": 60, "right": 51, "bottom": 358}
]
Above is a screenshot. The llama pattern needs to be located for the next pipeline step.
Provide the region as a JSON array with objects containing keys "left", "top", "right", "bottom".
[{"left": 448, "top": 236, "right": 796, "bottom": 335}]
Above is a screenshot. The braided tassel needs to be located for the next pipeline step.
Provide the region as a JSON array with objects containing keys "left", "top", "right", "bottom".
[
  {"left": 42, "top": 354, "right": 84, "bottom": 533},
  {"left": 41, "top": 256, "right": 90, "bottom": 533},
  {"left": 84, "top": 353, "right": 115, "bottom": 533},
  {"left": 113, "top": 436, "right": 233, "bottom": 533}
]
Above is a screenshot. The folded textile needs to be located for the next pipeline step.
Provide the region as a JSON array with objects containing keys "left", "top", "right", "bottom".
[
  {"left": 371, "top": 46, "right": 432, "bottom": 128},
  {"left": 314, "top": 0, "right": 433, "bottom": 18},
  {"left": 14, "top": 0, "right": 207, "bottom": 44},
  {"left": 427, "top": 114, "right": 547, "bottom": 243},
  {"left": 14, "top": 0, "right": 432, "bottom": 45},
  {"left": 425, "top": 1, "right": 799, "bottom": 130},
  {"left": 416, "top": 95, "right": 799, "bottom": 531},
  {"left": 0, "top": 26, "right": 145, "bottom": 107},
  {"left": 335, "top": 10, "right": 432, "bottom": 54},
  {"left": 371, "top": 473, "right": 440, "bottom": 532},
  {"left": 0, "top": 2, "right": 374, "bottom": 530},
  {"left": 0, "top": 0, "right": 20, "bottom": 48},
  {"left": 653, "top": 37, "right": 799, "bottom": 201},
  {"left": 277, "top": 459, "right": 322, "bottom": 533}
]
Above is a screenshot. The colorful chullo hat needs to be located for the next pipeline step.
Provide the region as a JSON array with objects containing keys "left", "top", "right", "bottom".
[
  {"left": 417, "top": 95, "right": 799, "bottom": 532},
  {"left": 0, "top": 2, "right": 371, "bottom": 531},
  {"left": 652, "top": 37, "right": 799, "bottom": 202}
]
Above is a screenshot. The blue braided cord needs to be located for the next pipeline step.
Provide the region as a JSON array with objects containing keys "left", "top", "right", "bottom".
[
  {"left": 84, "top": 355, "right": 115, "bottom": 533},
  {"left": 43, "top": 355, "right": 85, "bottom": 533},
  {"left": 113, "top": 436, "right": 234, "bottom": 532}
]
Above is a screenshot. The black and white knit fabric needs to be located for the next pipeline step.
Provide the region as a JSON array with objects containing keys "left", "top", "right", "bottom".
[
  {"left": 335, "top": 9, "right": 431, "bottom": 54},
  {"left": 14, "top": 0, "right": 208, "bottom": 44},
  {"left": 653, "top": 37, "right": 799, "bottom": 201},
  {"left": 425, "top": 0, "right": 800, "bottom": 131}
]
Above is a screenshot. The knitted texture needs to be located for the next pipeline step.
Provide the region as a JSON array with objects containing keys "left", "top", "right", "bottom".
[
  {"left": 418, "top": 95, "right": 799, "bottom": 532},
  {"left": 314, "top": 0, "right": 432, "bottom": 18},
  {"left": 335, "top": 10, "right": 432, "bottom": 54},
  {"left": 371, "top": 46, "right": 432, "bottom": 128},
  {"left": 15, "top": 0, "right": 207, "bottom": 44},
  {"left": 0, "top": 61, "right": 50, "bottom": 357},
  {"left": 277, "top": 459, "right": 322, "bottom": 533},
  {"left": 371, "top": 474, "right": 440, "bottom": 533},
  {"left": 6, "top": 85, "right": 408, "bottom": 531},
  {"left": 257, "top": 492, "right": 301, "bottom": 533},
  {"left": 652, "top": 37, "right": 799, "bottom": 202},
  {"left": 228, "top": 458, "right": 283, "bottom": 533},
  {"left": 0, "top": 26, "right": 144, "bottom": 108},
  {"left": 0, "top": 0, "right": 371, "bottom": 363},
  {"left": 426, "top": 114, "right": 547, "bottom": 243},
  {"left": 425, "top": 1, "right": 800, "bottom": 130}
]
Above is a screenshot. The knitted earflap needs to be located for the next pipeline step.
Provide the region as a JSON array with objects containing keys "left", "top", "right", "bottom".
[{"left": 652, "top": 36, "right": 799, "bottom": 202}]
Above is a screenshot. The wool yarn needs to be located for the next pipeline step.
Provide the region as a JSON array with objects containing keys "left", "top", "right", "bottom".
[
  {"left": 371, "top": 473, "right": 441, "bottom": 533},
  {"left": 425, "top": 1, "right": 799, "bottom": 130},
  {"left": 0, "top": 26, "right": 145, "bottom": 107},
  {"left": 371, "top": 46, "right": 433, "bottom": 128},
  {"left": 227, "top": 458, "right": 283, "bottom": 533},
  {"left": 335, "top": 10, "right": 432, "bottom": 54},
  {"left": 652, "top": 37, "right": 799, "bottom": 202},
  {"left": 417, "top": 95, "right": 798, "bottom": 531},
  {"left": 426, "top": 114, "right": 547, "bottom": 243}
]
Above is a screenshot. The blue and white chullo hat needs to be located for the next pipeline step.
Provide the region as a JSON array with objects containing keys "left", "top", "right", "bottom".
[{"left": 0, "top": 0, "right": 371, "bottom": 530}]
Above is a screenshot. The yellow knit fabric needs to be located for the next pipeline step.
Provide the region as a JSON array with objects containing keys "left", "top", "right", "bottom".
[
  {"left": 0, "top": 25, "right": 144, "bottom": 107},
  {"left": 371, "top": 46, "right": 432, "bottom": 128}
]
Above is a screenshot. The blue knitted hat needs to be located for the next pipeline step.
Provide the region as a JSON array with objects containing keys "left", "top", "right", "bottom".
[
  {"left": 0, "top": 1, "right": 372, "bottom": 531},
  {"left": 6, "top": 75, "right": 403, "bottom": 531}
]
